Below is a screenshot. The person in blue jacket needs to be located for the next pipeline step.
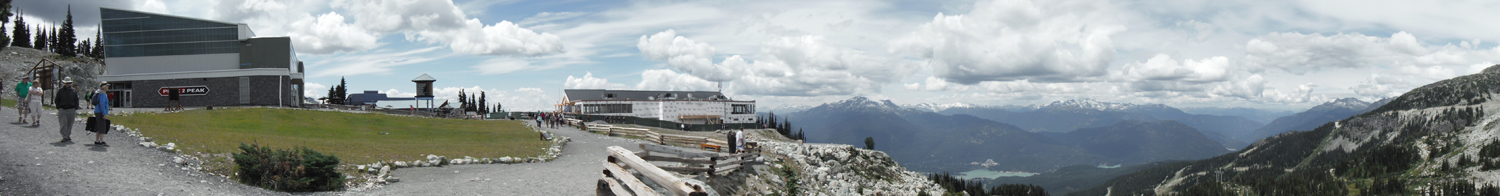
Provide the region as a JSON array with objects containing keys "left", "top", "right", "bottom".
[{"left": 93, "top": 82, "right": 110, "bottom": 146}]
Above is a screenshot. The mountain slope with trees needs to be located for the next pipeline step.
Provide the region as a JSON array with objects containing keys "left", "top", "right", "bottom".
[{"left": 1069, "top": 65, "right": 1500, "bottom": 196}]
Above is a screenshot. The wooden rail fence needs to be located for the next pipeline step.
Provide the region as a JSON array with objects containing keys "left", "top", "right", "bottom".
[{"left": 597, "top": 144, "right": 759, "bottom": 196}]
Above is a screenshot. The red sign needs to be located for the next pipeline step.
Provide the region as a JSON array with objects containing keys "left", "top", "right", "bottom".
[{"left": 158, "top": 86, "right": 210, "bottom": 96}]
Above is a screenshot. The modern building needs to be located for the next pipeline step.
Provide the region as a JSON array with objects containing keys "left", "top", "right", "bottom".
[
  {"left": 97, "top": 7, "right": 303, "bottom": 108},
  {"left": 560, "top": 89, "right": 756, "bottom": 125}
]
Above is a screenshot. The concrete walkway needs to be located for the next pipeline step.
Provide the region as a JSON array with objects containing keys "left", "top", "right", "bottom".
[
  {"left": 0, "top": 107, "right": 282, "bottom": 195},
  {"left": 346, "top": 121, "right": 649, "bottom": 196}
]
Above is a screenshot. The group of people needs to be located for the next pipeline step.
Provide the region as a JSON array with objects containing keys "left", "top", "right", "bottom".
[
  {"left": 9, "top": 77, "right": 112, "bottom": 146},
  {"left": 725, "top": 129, "right": 746, "bottom": 153},
  {"left": 534, "top": 112, "right": 565, "bottom": 129},
  {"left": 13, "top": 77, "right": 41, "bottom": 126}
]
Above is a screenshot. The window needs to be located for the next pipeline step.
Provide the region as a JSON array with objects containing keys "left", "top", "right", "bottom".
[
  {"left": 584, "top": 104, "right": 632, "bottom": 114},
  {"left": 732, "top": 104, "right": 753, "bottom": 114}
]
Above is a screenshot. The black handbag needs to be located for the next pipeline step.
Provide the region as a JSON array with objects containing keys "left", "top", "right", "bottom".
[
  {"left": 85, "top": 116, "right": 110, "bottom": 134},
  {"left": 85, "top": 116, "right": 95, "bottom": 132}
]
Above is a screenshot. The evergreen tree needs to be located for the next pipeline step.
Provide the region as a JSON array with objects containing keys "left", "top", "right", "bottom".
[
  {"left": 479, "top": 92, "right": 487, "bottom": 115},
  {"left": 57, "top": 5, "right": 75, "bottom": 56},
  {"left": 335, "top": 77, "right": 347, "bottom": 103},
  {"left": 10, "top": 8, "right": 26, "bottom": 48},
  {"left": 325, "top": 86, "right": 336, "bottom": 104},
  {"left": 77, "top": 38, "right": 88, "bottom": 57},
  {"left": 33, "top": 24, "right": 44, "bottom": 51},
  {"left": 92, "top": 30, "right": 102, "bottom": 58},
  {"left": 50, "top": 25, "right": 59, "bottom": 53}
]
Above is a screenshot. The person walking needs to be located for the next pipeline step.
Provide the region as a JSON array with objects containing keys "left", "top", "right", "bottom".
[
  {"left": 29, "top": 81, "right": 43, "bottom": 126},
  {"left": 14, "top": 78, "right": 29, "bottom": 123},
  {"left": 92, "top": 82, "right": 111, "bottom": 146},
  {"left": 734, "top": 129, "right": 745, "bottom": 153},
  {"left": 726, "top": 129, "right": 737, "bottom": 153},
  {"left": 54, "top": 77, "right": 79, "bottom": 143}
]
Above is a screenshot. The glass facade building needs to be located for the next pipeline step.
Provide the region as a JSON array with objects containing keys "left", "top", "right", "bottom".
[{"left": 100, "top": 8, "right": 242, "bottom": 58}]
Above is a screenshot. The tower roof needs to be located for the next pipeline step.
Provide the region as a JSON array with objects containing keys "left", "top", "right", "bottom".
[{"left": 412, "top": 74, "right": 435, "bottom": 82}]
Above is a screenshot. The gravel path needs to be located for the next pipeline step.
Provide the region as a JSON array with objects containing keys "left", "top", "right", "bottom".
[
  {"left": 344, "top": 121, "right": 649, "bottom": 196},
  {"left": 0, "top": 107, "right": 282, "bottom": 196}
]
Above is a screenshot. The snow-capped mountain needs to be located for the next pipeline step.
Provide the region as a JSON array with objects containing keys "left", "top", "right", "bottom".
[
  {"left": 763, "top": 104, "right": 814, "bottom": 114},
  {"left": 904, "top": 102, "right": 983, "bottom": 113}
]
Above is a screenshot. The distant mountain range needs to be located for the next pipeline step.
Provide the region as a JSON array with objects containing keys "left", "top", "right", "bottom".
[
  {"left": 935, "top": 99, "right": 1264, "bottom": 149},
  {"left": 1069, "top": 65, "right": 1500, "bottom": 196},
  {"left": 1238, "top": 97, "right": 1389, "bottom": 143},
  {"left": 1179, "top": 107, "right": 1296, "bottom": 124},
  {"left": 787, "top": 97, "right": 1231, "bottom": 172}
]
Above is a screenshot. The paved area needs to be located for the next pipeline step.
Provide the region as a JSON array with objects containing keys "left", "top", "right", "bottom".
[
  {"left": 0, "top": 106, "right": 282, "bottom": 195},
  {"left": 346, "top": 121, "right": 649, "bottom": 196}
]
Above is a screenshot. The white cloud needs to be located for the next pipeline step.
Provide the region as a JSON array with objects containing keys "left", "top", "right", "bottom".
[
  {"left": 1119, "top": 54, "right": 1231, "bottom": 82},
  {"left": 635, "top": 69, "right": 719, "bottom": 91},
  {"left": 1208, "top": 74, "right": 1265, "bottom": 99},
  {"left": 309, "top": 47, "right": 452, "bottom": 77},
  {"left": 288, "top": 12, "right": 380, "bottom": 54},
  {"left": 889, "top": 0, "right": 1125, "bottom": 84},
  {"left": 472, "top": 58, "right": 534, "bottom": 75},
  {"left": 635, "top": 30, "right": 911, "bottom": 96},
  {"left": 1242, "top": 31, "right": 1428, "bottom": 74},
  {"left": 331, "top": 0, "right": 564, "bottom": 56},
  {"left": 636, "top": 29, "right": 738, "bottom": 82},
  {"left": 906, "top": 76, "right": 971, "bottom": 92},
  {"left": 304, "top": 83, "right": 327, "bottom": 98},
  {"left": 428, "top": 20, "right": 566, "bottom": 56},
  {"left": 563, "top": 72, "right": 630, "bottom": 90},
  {"left": 137, "top": 0, "right": 169, "bottom": 14}
]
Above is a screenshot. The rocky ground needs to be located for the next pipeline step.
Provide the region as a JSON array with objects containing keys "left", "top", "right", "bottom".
[{"left": 0, "top": 47, "right": 104, "bottom": 100}]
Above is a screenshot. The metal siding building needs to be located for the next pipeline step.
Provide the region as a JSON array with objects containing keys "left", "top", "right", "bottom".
[
  {"left": 561, "top": 89, "right": 757, "bottom": 124},
  {"left": 98, "top": 8, "right": 303, "bottom": 108}
]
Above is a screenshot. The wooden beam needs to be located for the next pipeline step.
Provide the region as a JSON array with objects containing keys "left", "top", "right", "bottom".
[
  {"left": 602, "top": 161, "right": 660, "bottom": 196},
  {"left": 608, "top": 146, "right": 694, "bottom": 196},
  {"left": 657, "top": 165, "right": 714, "bottom": 173},
  {"left": 713, "top": 164, "right": 742, "bottom": 174},
  {"left": 713, "top": 157, "right": 756, "bottom": 169},
  {"left": 716, "top": 152, "right": 757, "bottom": 160},
  {"left": 641, "top": 155, "right": 716, "bottom": 165},
  {"left": 639, "top": 144, "right": 719, "bottom": 158},
  {"left": 598, "top": 177, "right": 634, "bottom": 196}
]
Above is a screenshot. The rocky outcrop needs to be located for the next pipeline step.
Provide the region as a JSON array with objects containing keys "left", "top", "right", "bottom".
[{"left": 734, "top": 142, "right": 945, "bottom": 196}]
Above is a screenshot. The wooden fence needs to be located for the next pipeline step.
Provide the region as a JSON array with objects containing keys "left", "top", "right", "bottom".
[
  {"left": 585, "top": 124, "right": 729, "bottom": 148},
  {"left": 597, "top": 144, "right": 758, "bottom": 196}
]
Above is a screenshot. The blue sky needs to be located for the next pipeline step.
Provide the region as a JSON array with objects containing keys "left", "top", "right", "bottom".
[{"left": 20, "top": 0, "right": 1500, "bottom": 111}]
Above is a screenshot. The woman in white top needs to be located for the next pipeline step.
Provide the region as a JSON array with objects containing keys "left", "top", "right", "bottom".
[{"left": 28, "top": 82, "right": 42, "bottom": 126}]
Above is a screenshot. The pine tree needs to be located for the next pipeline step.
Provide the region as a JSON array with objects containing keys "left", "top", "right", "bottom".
[
  {"left": 325, "top": 86, "right": 336, "bottom": 104},
  {"left": 335, "top": 77, "right": 347, "bottom": 102},
  {"left": 10, "top": 8, "right": 26, "bottom": 48},
  {"left": 458, "top": 90, "right": 467, "bottom": 111},
  {"left": 92, "top": 30, "right": 102, "bottom": 58},
  {"left": 50, "top": 25, "right": 59, "bottom": 53},
  {"left": 56, "top": 5, "right": 75, "bottom": 56},
  {"left": 33, "top": 24, "right": 44, "bottom": 51},
  {"left": 479, "top": 92, "right": 487, "bottom": 115},
  {"left": 77, "top": 38, "right": 88, "bottom": 57}
]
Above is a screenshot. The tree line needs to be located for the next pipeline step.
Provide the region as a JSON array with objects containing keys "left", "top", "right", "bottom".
[
  {"left": 926, "top": 172, "right": 1047, "bottom": 196},
  {"left": 759, "top": 112, "right": 805, "bottom": 141},
  {"left": 0, "top": 2, "right": 104, "bottom": 59}
]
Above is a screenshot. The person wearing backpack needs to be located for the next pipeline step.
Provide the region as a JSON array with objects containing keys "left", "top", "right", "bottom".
[
  {"left": 91, "top": 82, "right": 111, "bottom": 146},
  {"left": 54, "top": 77, "right": 79, "bottom": 143}
]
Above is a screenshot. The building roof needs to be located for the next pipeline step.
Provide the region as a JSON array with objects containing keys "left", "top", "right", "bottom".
[
  {"left": 563, "top": 89, "right": 735, "bottom": 102},
  {"left": 412, "top": 74, "right": 435, "bottom": 82},
  {"left": 100, "top": 7, "right": 242, "bottom": 26}
]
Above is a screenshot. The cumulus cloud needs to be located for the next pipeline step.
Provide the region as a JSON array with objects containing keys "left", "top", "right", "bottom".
[
  {"left": 1242, "top": 31, "right": 1428, "bottom": 74},
  {"left": 1120, "top": 54, "right": 1230, "bottom": 82},
  {"left": 304, "top": 83, "right": 327, "bottom": 98},
  {"left": 1208, "top": 74, "right": 1266, "bottom": 99},
  {"left": 635, "top": 30, "right": 910, "bottom": 96},
  {"left": 333, "top": 0, "right": 564, "bottom": 56},
  {"left": 563, "top": 72, "right": 631, "bottom": 90},
  {"left": 905, "top": 77, "right": 971, "bottom": 92},
  {"left": 637, "top": 29, "right": 738, "bottom": 82},
  {"left": 288, "top": 12, "right": 380, "bottom": 54},
  {"left": 310, "top": 47, "right": 451, "bottom": 77},
  {"left": 889, "top": 0, "right": 1125, "bottom": 84},
  {"left": 635, "top": 69, "right": 720, "bottom": 91}
]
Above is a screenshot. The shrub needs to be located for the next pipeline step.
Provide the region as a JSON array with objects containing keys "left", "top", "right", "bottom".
[{"left": 233, "top": 143, "right": 344, "bottom": 192}]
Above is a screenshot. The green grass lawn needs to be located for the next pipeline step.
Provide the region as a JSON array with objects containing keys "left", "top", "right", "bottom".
[{"left": 111, "top": 108, "right": 550, "bottom": 165}]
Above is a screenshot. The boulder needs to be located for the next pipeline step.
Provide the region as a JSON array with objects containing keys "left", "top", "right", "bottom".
[
  {"left": 138, "top": 142, "right": 156, "bottom": 148},
  {"left": 497, "top": 157, "right": 514, "bottom": 163},
  {"left": 393, "top": 161, "right": 409, "bottom": 168},
  {"left": 377, "top": 166, "right": 390, "bottom": 178}
]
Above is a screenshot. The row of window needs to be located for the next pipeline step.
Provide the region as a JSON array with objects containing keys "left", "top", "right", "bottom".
[
  {"left": 102, "top": 16, "right": 236, "bottom": 33},
  {"left": 582, "top": 104, "right": 632, "bottom": 114},
  {"left": 105, "top": 41, "right": 239, "bottom": 58},
  {"left": 105, "top": 28, "right": 238, "bottom": 46}
]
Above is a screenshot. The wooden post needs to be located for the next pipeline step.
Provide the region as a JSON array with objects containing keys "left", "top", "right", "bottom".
[
  {"left": 602, "top": 162, "right": 657, "bottom": 196},
  {"left": 607, "top": 146, "right": 693, "bottom": 196}
]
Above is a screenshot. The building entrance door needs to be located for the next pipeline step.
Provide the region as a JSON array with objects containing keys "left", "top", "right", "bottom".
[{"left": 108, "top": 90, "right": 132, "bottom": 108}]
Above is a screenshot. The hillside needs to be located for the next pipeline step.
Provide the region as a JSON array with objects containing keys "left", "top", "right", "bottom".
[
  {"left": 0, "top": 46, "right": 105, "bottom": 97},
  {"left": 940, "top": 99, "right": 1264, "bottom": 148},
  {"left": 1069, "top": 65, "right": 1500, "bottom": 195},
  {"left": 1240, "top": 97, "right": 1378, "bottom": 142},
  {"left": 789, "top": 97, "right": 1229, "bottom": 173}
]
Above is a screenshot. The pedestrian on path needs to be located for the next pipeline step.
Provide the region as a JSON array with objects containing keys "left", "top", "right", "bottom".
[
  {"left": 29, "top": 80, "right": 43, "bottom": 126},
  {"left": 54, "top": 77, "right": 79, "bottom": 143},
  {"left": 15, "top": 78, "right": 29, "bottom": 123},
  {"left": 92, "top": 82, "right": 111, "bottom": 146}
]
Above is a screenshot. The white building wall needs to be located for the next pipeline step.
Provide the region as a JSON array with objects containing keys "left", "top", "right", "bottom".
[{"left": 578, "top": 100, "right": 755, "bottom": 124}]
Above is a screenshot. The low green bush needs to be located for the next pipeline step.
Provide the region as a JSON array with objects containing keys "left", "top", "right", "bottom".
[{"left": 233, "top": 143, "right": 344, "bottom": 192}]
